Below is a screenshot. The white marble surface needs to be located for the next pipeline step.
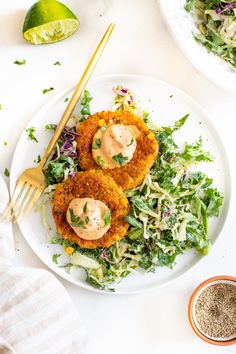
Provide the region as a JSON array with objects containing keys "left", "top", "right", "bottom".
[{"left": 0, "top": 1, "right": 235, "bottom": 353}]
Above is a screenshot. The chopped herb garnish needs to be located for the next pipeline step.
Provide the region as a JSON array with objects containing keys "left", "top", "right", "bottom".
[
  {"left": 34, "top": 155, "right": 41, "bottom": 164},
  {"left": 80, "top": 90, "right": 93, "bottom": 122},
  {"left": 64, "top": 97, "right": 69, "bottom": 102},
  {"left": 25, "top": 127, "right": 38, "bottom": 143},
  {"left": 112, "top": 153, "right": 129, "bottom": 166},
  {"left": 69, "top": 208, "right": 86, "bottom": 228},
  {"left": 103, "top": 208, "right": 111, "bottom": 226},
  {"left": 45, "top": 124, "right": 56, "bottom": 131},
  {"left": 13, "top": 59, "right": 26, "bottom": 65},
  {"left": 127, "top": 137, "right": 134, "bottom": 146},
  {"left": 92, "top": 138, "right": 102, "bottom": 150},
  {"left": 42, "top": 87, "right": 54, "bottom": 94},
  {"left": 53, "top": 61, "right": 61, "bottom": 65},
  {"left": 143, "top": 111, "right": 151, "bottom": 124},
  {"left": 52, "top": 254, "right": 61, "bottom": 264},
  {"left": 96, "top": 156, "right": 106, "bottom": 168},
  {"left": 3, "top": 141, "right": 8, "bottom": 146},
  {"left": 51, "top": 236, "right": 64, "bottom": 245},
  {"left": 0, "top": 104, "right": 2, "bottom": 110},
  {"left": 4, "top": 168, "right": 10, "bottom": 177},
  {"left": 169, "top": 94, "right": 174, "bottom": 98},
  {"left": 85, "top": 216, "right": 89, "bottom": 224},
  {"left": 100, "top": 125, "right": 108, "bottom": 132},
  {"left": 83, "top": 202, "right": 88, "bottom": 213}
]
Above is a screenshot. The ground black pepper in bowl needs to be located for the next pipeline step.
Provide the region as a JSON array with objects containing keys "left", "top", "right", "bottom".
[{"left": 193, "top": 282, "right": 236, "bottom": 341}]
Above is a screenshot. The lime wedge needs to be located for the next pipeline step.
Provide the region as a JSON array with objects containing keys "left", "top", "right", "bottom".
[{"left": 22, "top": 0, "right": 79, "bottom": 45}]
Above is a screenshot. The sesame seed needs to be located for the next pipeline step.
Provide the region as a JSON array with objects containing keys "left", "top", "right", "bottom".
[{"left": 194, "top": 283, "right": 236, "bottom": 340}]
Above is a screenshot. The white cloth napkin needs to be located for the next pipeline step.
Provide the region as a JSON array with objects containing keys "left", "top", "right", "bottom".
[{"left": 0, "top": 175, "right": 87, "bottom": 354}]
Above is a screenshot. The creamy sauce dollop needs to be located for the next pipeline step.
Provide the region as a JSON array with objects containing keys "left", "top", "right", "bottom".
[
  {"left": 92, "top": 124, "right": 139, "bottom": 169},
  {"left": 66, "top": 197, "right": 111, "bottom": 240}
]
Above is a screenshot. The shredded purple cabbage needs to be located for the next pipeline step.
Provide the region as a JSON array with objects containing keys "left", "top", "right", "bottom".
[
  {"left": 216, "top": 1, "right": 235, "bottom": 14},
  {"left": 162, "top": 208, "right": 174, "bottom": 220},
  {"left": 112, "top": 86, "right": 129, "bottom": 97},
  {"left": 44, "top": 125, "right": 79, "bottom": 185},
  {"left": 49, "top": 126, "right": 78, "bottom": 162},
  {"left": 101, "top": 250, "right": 108, "bottom": 260}
]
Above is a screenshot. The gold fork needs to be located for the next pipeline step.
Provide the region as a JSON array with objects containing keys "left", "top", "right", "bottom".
[{"left": 3, "top": 23, "right": 115, "bottom": 224}]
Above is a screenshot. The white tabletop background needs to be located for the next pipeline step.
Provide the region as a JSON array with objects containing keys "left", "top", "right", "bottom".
[{"left": 0, "top": 1, "right": 235, "bottom": 353}]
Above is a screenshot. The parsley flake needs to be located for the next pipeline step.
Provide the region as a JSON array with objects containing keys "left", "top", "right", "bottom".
[
  {"left": 25, "top": 127, "right": 38, "bottom": 143},
  {"left": 92, "top": 138, "right": 102, "bottom": 150},
  {"left": 100, "top": 125, "right": 108, "bottom": 132},
  {"left": 3, "top": 141, "right": 8, "bottom": 146},
  {"left": 45, "top": 124, "right": 56, "bottom": 131},
  {"left": 83, "top": 202, "right": 88, "bottom": 213},
  {"left": 4, "top": 168, "right": 10, "bottom": 177},
  {"left": 103, "top": 208, "right": 111, "bottom": 227},
  {"left": 96, "top": 156, "right": 106, "bottom": 168},
  {"left": 80, "top": 90, "right": 93, "bottom": 122},
  {"left": 42, "top": 87, "right": 54, "bottom": 94},
  {"left": 53, "top": 61, "right": 61, "bottom": 65},
  {"left": 112, "top": 153, "right": 128, "bottom": 166},
  {"left": 14, "top": 59, "right": 26, "bottom": 65},
  {"left": 143, "top": 111, "right": 151, "bottom": 124},
  {"left": 64, "top": 97, "right": 69, "bottom": 102},
  {"left": 127, "top": 137, "right": 134, "bottom": 146},
  {"left": 69, "top": 208, "right": 86, "bottom": 228},
  {"left": 34, "top": 155, "right": 41, "bottom": 164},
  {"left": 52, "top": 254, "right": 61, "bottom": 264}
]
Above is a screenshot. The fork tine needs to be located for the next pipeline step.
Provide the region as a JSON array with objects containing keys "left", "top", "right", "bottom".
[
  {"left": 2, "top": 180, "right": 24, "bottom": 221},
  {"left": 17, "top": 188, "right": 42, "bottom": 224},
  {"left": 8, "top": 183, "right": 30, "bottom": 222},
  {"left": 13, "top": 185, "right": 36, "bottom": 223}
]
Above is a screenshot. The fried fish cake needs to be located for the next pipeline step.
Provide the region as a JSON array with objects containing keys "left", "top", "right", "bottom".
[
  {"left": 52, "top": 170, "right": 129, "bottom": 249},
  {"left": 76, "top": 111, "right": 158, "bottom": 190}
]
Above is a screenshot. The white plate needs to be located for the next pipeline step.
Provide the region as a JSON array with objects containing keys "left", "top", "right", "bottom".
[
  {"left": 10, "top": 74, "right": 231, "bottom": 294},
  {"left": 159, "top": 0, "right": 236, "bottom": 95}
]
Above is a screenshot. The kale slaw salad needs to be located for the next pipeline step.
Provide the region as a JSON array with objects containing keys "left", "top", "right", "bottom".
[
  {"left": 39, "top": 86, "right": 223, "bottom": 291},
  {"left": 185, "top": 0, "right": 236, "bottom": 67}
]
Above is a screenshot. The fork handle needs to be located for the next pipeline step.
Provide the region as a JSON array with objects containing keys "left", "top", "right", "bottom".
[{"left": 39, "top": 23, "right": 115, "bottom": 168}]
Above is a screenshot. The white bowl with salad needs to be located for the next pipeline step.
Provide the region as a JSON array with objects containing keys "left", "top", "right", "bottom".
[{"left": 159, "top": 0, "right": 236, "bottom": 95}]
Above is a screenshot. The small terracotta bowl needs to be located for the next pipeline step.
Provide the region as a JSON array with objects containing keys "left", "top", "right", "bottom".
[{"left": 188, "top": 275, "right": 236, "bottom": 346}]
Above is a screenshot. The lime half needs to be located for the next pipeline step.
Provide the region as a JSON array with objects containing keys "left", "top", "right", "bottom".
[{"left": 23, "top": 0, "right": 79, "bottom": 45}]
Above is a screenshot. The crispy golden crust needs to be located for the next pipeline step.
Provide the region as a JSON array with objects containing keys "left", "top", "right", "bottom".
[
  {"left": 52, "top": 170, "right": 129, "bottom": 249},
  {"left": 76, "top": 111, "right": 158, "bottom": 190}
]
